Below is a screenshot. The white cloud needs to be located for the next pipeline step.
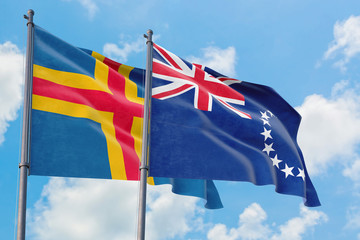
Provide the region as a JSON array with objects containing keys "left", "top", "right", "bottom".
[
  {"left": 103, "top": 37, "right": 146, "bottom": 63},
  {"left": 62, "top": 0, "right": 98, "bottom": 19},
  {"left": 0, "top": 41, "right": 23, "bottom": 145},
  {"left": 28, "top": 178, "right": 201, "bottom": 240},
  {"left": 187, "top": 46, "right": 237, "bottom": 77},
  {"left": 146, "top": 184, "right": 201, "bottom": 239},
  {"left": 79, "top": 0, "right": 98, "bottom": 19},
  {"left": 296, "top": 80, "right": 360, "bottom": 176},
  {"left": 345, "top": 205, "right": 360, "bottom": 230},
  {"left": 28, "top": 179, "right": 139, "bottom": 240},
  {"left": 207, "top": 203, "right": 271, "bottom": 240},
  {"left": 323, "top": 15, "right": 360, "bottom": 71},
  {"left": 236, "top": 203, "right": 271, "bottom": 240},
  {"left": 270, "top": 206, "right": 328, "bottom": 240},
  {"left": 208, "top": 224, "right": 239, "bottom": 240},
  {"left": 207, "top": 203, "right": 327, "bottom": 240},
  {"left": 104, "top": 43, "right": 236, "bottom": 75},
  {"left": 208, "top": 203, "right": 271, "bottom": 240},
  {"left": 343, "top": 158, "right": 360, "bottom": 184}
]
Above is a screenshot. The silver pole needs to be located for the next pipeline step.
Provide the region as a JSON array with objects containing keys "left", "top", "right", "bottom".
[
  {"left": 137, "top": 29, "right": 153, "bottom": 240},
  {"left": 17, "top": 9, "right": 34, "bottom": 240}
]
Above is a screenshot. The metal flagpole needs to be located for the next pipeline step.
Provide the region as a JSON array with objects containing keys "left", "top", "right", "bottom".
[
  {"left": 17, "top": 9, "right": 35, "bottom": 240},
  {"left": 137, "top": 29, "right": 153, "bottom": 240}
]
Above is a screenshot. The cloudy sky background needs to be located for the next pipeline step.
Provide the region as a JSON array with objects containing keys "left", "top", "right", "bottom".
[{"left": 1, "top": 0, "right": 360, "bottom": 239}]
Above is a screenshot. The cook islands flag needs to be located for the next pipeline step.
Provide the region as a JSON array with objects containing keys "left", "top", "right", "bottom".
[{"left": 149, "top": 44, "right": 320, "bottom": 207}]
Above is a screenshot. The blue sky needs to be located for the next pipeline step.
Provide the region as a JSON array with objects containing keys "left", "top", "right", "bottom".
[{"left": 1, "top": 0, "right": 360, "bottom": 239}]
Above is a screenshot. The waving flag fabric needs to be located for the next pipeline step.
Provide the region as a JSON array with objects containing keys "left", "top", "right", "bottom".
[
  {"left": 149, "top": 44, "right": 320, "bottom": 207},
  {"left": 30, "top": 26, "right": 222, "bottom": 209}
]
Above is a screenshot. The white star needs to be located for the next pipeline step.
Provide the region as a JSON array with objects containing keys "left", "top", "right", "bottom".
[
  {"left": 260, "top": 111, "right": 270, "bottom": 120},
  {"left": 297, "top": 168, "right": 305, "bottom": 181},
  {"left": 260, "top": 127, "right": 272, "bottom": 141},
  {"left": 260, "top": 118, "right": 271, "bottom": 126},
  {"left": 267, "top": 110, "right": 274, "bottom": 117},
  {"left": 270, "top": 154, "right": 282, "bottom": 168},
  {"left": 281, "top": 164, "right": 294, "bottom": 178},
  {"left": 263, "top": 143, "right": 275, "bottom": 155}
]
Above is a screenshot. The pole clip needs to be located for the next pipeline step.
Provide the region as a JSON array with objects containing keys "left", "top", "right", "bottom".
[
  {"left": 139, "top": 165, "right": 149, "bottom": 171},
  {"left": 19, "top": 162, "right": 30, "bottom": 169}
]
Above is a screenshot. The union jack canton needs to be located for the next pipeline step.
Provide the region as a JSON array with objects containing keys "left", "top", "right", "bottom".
[{"left": 152, "top": 44, "right": 251, "bottom": 119}]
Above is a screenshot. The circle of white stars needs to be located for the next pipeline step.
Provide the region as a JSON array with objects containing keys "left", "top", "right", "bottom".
[{"left": 260, "top": 110, "right": 305, "bottom": 181}]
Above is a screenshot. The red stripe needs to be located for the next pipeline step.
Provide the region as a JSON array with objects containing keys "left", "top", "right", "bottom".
[
  {"left": 33, "top": 77, "right": 116, "bottom": 111},
  {"left": 218, "top": 77, "right": 236, "bottom": 82},
  {"left": 106, "top": 70, "right": 143, "bottom": 180},
  {"left": 193, "top": 63, "right": 203, "bottom": 69},
  {"left": 153, "top": 62, "right": 191, "bottom": 80},
  {"left": 103, "top": 57, "right": 122, "bottom": 72},
  {"left": 197, "top": 88, "right": 210, "bottom": 111},
  {"left": 193, "top": 67, "right": 210, "bottom": 111},
  {"left": 154, "top": 44, "right": 182, "bottom": 70},
  {"left": 219, "top": 99, "right": 252, "bottom": 119}
]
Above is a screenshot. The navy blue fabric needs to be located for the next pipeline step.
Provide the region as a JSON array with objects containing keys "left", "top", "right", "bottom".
[
  {"left": 129, "top": 68, "right": 145, "bottom": 98},
  {"left": 149, "top": 49, "right": 320, "bottom": 207}
]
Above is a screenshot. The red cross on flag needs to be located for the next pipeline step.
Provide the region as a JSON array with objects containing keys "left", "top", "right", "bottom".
[{"left": 152, "top": 44, "right": 252, "bottom": 119}]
